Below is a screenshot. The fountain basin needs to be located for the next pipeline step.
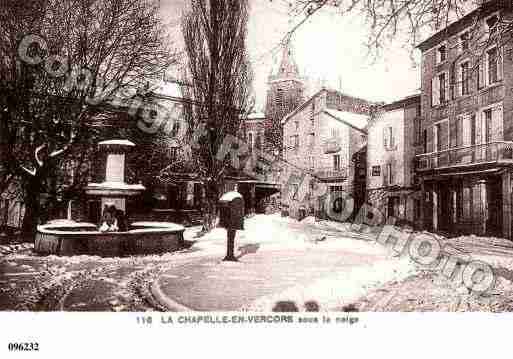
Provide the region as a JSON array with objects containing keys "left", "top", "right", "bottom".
[{"left": 35, "top": 221, "right": 186, "bottom": 256}]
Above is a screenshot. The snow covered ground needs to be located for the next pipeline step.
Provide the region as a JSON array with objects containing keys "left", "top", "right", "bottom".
[{"left": 6, "top": 213, "right": 513, "bottom": 311}]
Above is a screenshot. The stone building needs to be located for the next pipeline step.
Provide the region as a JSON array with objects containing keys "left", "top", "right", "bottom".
[
  {"left": 242, "top": 112, "right": 266, "bottom": 153},
  {"left": 367, "top": 95, "right": 421, "bottom": 226},
  {"left": 281, "top": 88, "right": 375, "bottom": 219},
  {"left": 416, "top": 0, "right": 513, "bottom": 238},
  {"left": 264, "top": 39, "right": 305, "bottom": 153}
]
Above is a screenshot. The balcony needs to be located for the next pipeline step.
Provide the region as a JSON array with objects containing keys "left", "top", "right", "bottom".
[
  {"left": 416, "top": 141, "right": 513, "bottom": 171},
  {"left": 314, "top": 167, "right": 347, "bottom": 181},
  {"left": 323, "top": 137, "right": 341, "bottom": 154}
]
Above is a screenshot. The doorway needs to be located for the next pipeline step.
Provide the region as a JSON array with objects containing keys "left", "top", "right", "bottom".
[{"left": 387, "top": 196, "right": 399, "bottom": 219}]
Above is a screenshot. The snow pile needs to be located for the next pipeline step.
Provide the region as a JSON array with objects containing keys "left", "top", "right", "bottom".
[
  {"left": 449, "top": 234, "right": 513, "bottom": 250},
  {"left": 98, "top": 139, "right": 135, "bottom": 147},
  {"left": 243, "top": 257, "right": 415, "bottom": 311},
  {"left": 301, "top": 216, "right": 317, "bottom": 225},
  {"left": 314, "top": 220, "right": 353, "bottom": 233},
  {"left": 191, "top": 214, "right": 389, "bottom": 256},
  {"left": 219, "top": 191, "right": 242, "bottom": 202}
]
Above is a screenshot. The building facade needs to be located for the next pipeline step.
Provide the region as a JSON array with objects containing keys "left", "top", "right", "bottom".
[
  {"left": 416, "top": 0, "right": 513, "bottom": 238},
  {"left": 281, "top": 88, "right": 374, "bottom": 219},
  {"left": 367, "top": 95, "right": 421, "bottom": 227}
]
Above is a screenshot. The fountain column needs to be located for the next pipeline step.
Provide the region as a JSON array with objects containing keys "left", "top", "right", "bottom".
[{"left": 85, "top": 139, "right": 145, "bottom": 218}]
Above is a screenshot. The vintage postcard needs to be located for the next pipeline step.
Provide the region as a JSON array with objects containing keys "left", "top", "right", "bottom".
[{"left": 1, "top": 0, "right": 511, "bottom": 356}]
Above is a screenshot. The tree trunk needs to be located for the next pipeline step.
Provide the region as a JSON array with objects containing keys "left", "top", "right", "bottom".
[
  {"left": 201, "top": 179, "right": 221, "bottom": 232},
  {"left": 21, "top": 176, "right": 41, "bottom": 236}
]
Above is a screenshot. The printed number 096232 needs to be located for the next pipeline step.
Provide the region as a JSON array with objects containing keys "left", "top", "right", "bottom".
[{"left": 8, "top": 343, "right": 39, "bottom": 351}]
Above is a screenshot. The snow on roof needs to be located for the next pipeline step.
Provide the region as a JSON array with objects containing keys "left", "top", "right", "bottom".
[
  {"left": 246, "top": 112, "right": 266, "bottom": 120},
  {"left": 323, "top": 109, "right": 369, "bottom": 132},
  {"left": 87, "top": 181, "right": 146, "bottom": 191},
  {"left": 156, "top": 80, "right": 183, "bottom": 98},
  {"left": 219, "top": 191, "right": 243, "bottom": 202},
  {"left": 98, "top": 139, "right": 135, "bottom": 147}
]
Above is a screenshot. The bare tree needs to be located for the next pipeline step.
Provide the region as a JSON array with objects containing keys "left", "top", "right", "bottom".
[
  {"left": 282, "top": 1, "right": 513, "bottom": 108},
  {"left": 0, "top": 0, "right": 176, "bottom": 233},
  {"left": 282, "top": 0, "right": 512, "bottom": 57},
  {"left": 181, "top": 0, "right": 254, "bottom": 232}
]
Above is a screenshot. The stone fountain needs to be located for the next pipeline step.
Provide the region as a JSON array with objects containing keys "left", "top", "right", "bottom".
[
  {"left": 85, "top": 139, "right": 145, "bottom": 214},
  {"left": 34, "top": 139, "right": 186, "bottom": 256}
]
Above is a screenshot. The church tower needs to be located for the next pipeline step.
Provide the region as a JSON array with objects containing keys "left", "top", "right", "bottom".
[{"left": 264, "top": 38, "right": 305, "bottom": 153}]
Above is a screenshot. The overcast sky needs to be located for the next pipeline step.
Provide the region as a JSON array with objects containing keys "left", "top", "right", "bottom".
[{"left": 159, "top": 0, "right": 421, "bottom": 110}]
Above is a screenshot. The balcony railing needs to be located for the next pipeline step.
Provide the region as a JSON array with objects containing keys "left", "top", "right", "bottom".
[
  {"left": 314, "top": 167, "right": 347, "bottom": 180},
  {"left": 323, "top": 137, "right": 342, "bottom": 154},
  {"left": 416, "top": 141, "right": 513, "bottom": 171}
]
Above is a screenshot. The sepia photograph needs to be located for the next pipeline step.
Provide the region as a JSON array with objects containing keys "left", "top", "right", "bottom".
[{"left": 1, "top": 0, "right": 513, "bottom": 356}]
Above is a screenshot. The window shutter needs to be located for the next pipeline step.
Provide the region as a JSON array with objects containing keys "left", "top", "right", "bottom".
[
  {"left": 383, "top": 164, "right": 388, "bottom": 186},
  {"left": 475, "top": 113, "right": 483, "bottom": 144},
  {"left": 442, "top": 121, "right": 449, "bottom": 151},
  {"left": 492, "top": 106, "right": 503, "bottom": 141},
  {"left": 390, "top": 161, "right": 395, "bottom": 185},
  {"left": 457, "top": 118, "right": 463, "bottom": 147},
  {"left": 498, "top": 49, "right": 503, "bottom": 81},
  {"left": 433, "top": 125, "right": 439, "bottom": 152},
  {"left": 450, "top": 118, "right": 457, "bottom": 148},
  {"left": 432, "top": 76, "right": 440, "bottom": 106},
  {"left": 427, "top": 126, "right": 434, "bottom": 152},
  {"left": 444, "top": 72, "right": 450, "bottom": 103},
  {"left": 390, "top": 127, "right": 395, "bottom": 148},
  {"left": 478, "top": 59, "right": 485, "bottom": 89},
  {"left": 383, "top": 127, "right": 388, "bottom": 149},
  {"left": 455, "top": 65, "right": 461, "bottom": 98},
  {"left": 462, "top": 114, "right": 471, "bottom": 146}
]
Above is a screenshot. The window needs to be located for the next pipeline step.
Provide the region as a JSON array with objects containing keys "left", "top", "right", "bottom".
[
  {"left": 486, "top": 14, "right": 499, "bottom": 36},
  {"left": 383, "top": 126, "right": 394, "bottom": 150},
  {"left": 432, "top": 71, "right": 448, "bottom": 106},
  {"left": 330, "top": 185, "right": 344, "bottom": 193},
  {"left": 248, "top": 132, "right": 254, "bottom": 153},
  {"left": 331, "top": 128, "right": 340, "bottom": 138},
  {"left": 477, "top": 63, "right": 483, "bottom": 89},
  {"left": 460, "top": 31, "right": 469, "bottom": 51},
  {"left": 487, "top": 47, "right": 499, "bottom": 84},
  {"left": 423, "top": 129, "right": 427, "bottom": 154},
  {"left": 455, "top": 117, "right": 463, "bottom": 147},
  {"left": 294, "top": 121, "right": 299, "bottom": 131},
  {"left": 461, "top": 61, "right": 470, "bottom": 95},
  {"left": 308, "top": 132, "right": 315, "bottom": 148},
  {"left": 439, "top": 73, "right": 447, "bottom": 103},
  {"left": 256, "top": 134, "right": 263, "bottom": 150},
  {"left": 333, "top": 155, "right": 341, "bottom": 170},
  {"left": 414, "top": 199, "right": 421, "bottom": 220},
  {"left": 463, "top": 187, "right": 471, "bottom": 220},
  {"left": 387, "top": 163, "right": 393, "bottom": 185},
  {"left": 371, "top": 166, "right": 381, "bottom": 176},
  {"left": 290, "top": 135, "right": 299, "bottom": 149},
  {"left": 308, "top": 156, "right": 314, "bottom": 170},
  {"left": 484, "top": 109, "right": 493, "bottom": 142},
  {"left": 170, "top": 147, "right": 178, "bottom": 160},
  {"left": 414, "top": 117, "right": 422, "bottom": 144},
  {"left": 437, "top": 44, "right": 447, "bottom": 63},
  {"left": 292, "top": 184, "right": 299, "bottom": 200},
  {"left": 435, "top": 123, "right": 442, "bottom": 152},
  {"left": 277, "top": 88, "right": 284, "bottom": 108}
]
